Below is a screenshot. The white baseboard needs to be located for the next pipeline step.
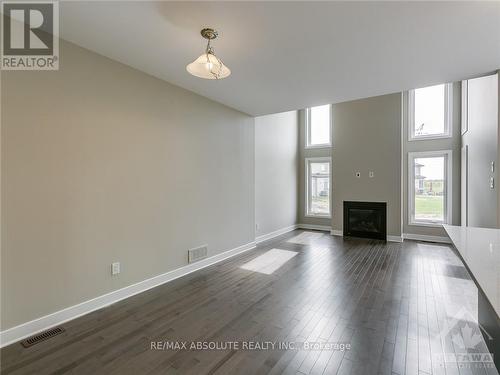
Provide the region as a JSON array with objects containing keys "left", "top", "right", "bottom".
[
  {"left": 297, "top": 224, "right": 331, "bottom": 232},
  {"left": 387, "top": 235, "right": 403, "bottom": 243},
  {"left": 0, "top": 240, "right": 256, "bottom": 348},
  {"left": 255, "top": 223, "right": 334, "bottom": 244},
  {"left": 331, "top": 229, "right": 343, "bottom": 236},
  {"left": 403, "top": 233, "right": 451, "bottom": 244},
  {"left": 255, "top": 225, "right": 298, "bottom": 244}
]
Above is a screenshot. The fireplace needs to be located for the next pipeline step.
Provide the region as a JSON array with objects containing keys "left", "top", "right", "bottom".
[{"left": 343, "top": 201, "right": 387, "bottom": 240}]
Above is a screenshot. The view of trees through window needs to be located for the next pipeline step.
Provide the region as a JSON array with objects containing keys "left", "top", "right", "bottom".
[{"left": 414, "top": 156, "right": 445, "bottom": 222}]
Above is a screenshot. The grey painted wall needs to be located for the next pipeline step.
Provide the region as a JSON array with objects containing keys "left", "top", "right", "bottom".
[
  {"left": 462, "top": 73, "right": 499, "bottom": 228},
  {"left": 1, "top": 41, "right": 255, "bottom": 329},
  {"left": 331, "top": 94, "right": 402, "bottom": 237},
  {"left": 255, "top": 111, "right": 299, "bottom": 237},
  {"left": 402, "top": 82, "right": 462, "bottom": 237},
  {"left": 298, "top": 110, "right": 332, "bottom": 228}
]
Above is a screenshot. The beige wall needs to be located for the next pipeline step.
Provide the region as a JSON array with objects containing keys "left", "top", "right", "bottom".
[
  {"left": 402, "top": 82, "right": 462, "bottom": 237},
  {"left": 298, "top": 110, "right": 332, "bottom": 228},
  {"left": 331, "top": 94, "right": 402, "bottom": 237},
  {"left": 255, "top": 111, "right": 299, "bottom": 237},
  {"left": 1, "top": 41, "right": 255, "bottom": 329}
]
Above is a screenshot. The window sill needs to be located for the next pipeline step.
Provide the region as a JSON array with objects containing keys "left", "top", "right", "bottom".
[
  {"left": 408, "top": 134, "right": 452, "bottom": 142},
  {"left": 408, "top": 221, "right": 445, "bottom": 228},
  {"left": 305, "top": 214, "right": 331, "bottom": 219},
  {"left": 305, "top": 144, "right": 331, "bottom": 150}
]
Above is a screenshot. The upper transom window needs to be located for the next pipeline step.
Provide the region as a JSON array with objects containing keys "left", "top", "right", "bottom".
[
  {"left": 306, "top": 104, "right": 331, "bottom": 148},
  {"left": 408, "top": 83, "right": 452, "bottom": 140}
]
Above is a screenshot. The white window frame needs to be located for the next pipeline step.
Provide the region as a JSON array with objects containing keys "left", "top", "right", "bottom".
[
  {"left": 305, "top": 105, "right": 332, "bottom": 149},
  {"left": 408, "top": 150, "right": 452, "bottom": 227},
  {"left": 407, "top": 83, "right": 453, "bottom": 141},
  {"left": 305, "top": 157, "right": 332, "bottom": 218},
  {"left": 461, "top": 80, "right": 468, "bottom": 135}
]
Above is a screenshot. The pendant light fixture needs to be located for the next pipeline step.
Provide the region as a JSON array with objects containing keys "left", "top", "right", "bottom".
[{"left": 186, "top": 28, "right": 231, "bottom": 80}]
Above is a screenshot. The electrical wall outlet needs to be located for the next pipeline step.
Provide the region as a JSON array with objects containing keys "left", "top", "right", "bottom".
[
  {"left": 111, "top": 262, "right": 120, "bottom": 275},
  {"left": 369, "top": 171, "right": 374, "bottom": 178},
  {"left": 355, "top": 172, "right": 361, "bottom": 178}
]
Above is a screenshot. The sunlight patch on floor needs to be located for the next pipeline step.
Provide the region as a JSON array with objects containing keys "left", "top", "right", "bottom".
[
  {"left": 240, "top": 249, "right": 298, "bottom": 275},
  {"left": 286, "top": 231, "right": 324, "bottom": 244}
]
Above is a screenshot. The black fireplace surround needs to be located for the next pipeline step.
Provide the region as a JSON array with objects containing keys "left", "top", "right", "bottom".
[{"left": 343, "top": 201, "right": 387, "bottom": 240}]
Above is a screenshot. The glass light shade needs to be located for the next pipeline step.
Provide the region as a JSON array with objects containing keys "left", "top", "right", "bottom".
[{"left": 186, "top": 52, "right": 231, "bottom": 80}]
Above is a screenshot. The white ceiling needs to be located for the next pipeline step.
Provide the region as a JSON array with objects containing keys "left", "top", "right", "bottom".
[{"left": 60, "top": 1, "right": 500, "bottom": 116}]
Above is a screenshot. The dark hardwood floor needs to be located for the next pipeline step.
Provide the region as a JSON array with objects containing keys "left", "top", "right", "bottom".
[{"left": 1, "top": 230, "right": 498, "bottom": 375}]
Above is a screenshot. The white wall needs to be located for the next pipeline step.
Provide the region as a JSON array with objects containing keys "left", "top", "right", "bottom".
[
  {"left": 1, "top": 41, "right": 255, "bottom": 330},
  {"left": 462, "top": 73, "right": 499, "bottom": 228},
  {"left": 255, "top": 111, "right": 298, "bottom": 238}
]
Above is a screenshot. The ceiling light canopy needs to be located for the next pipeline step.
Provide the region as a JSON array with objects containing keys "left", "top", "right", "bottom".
[{"left": 186, "top": 28, "right": 231, "bottom": 80}]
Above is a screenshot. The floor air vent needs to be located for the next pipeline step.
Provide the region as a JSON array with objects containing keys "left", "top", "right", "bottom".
[
  {"left": 188, "top": 245, "right": 208, "bottom": 263},
  {"left": 21, "top": 327, "right": 65, "bottom": 348}
]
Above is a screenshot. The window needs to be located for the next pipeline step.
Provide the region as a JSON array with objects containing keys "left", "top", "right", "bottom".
[
  {"left": 306, "top": 104, "right": 331, "bottom": 148},
  {"left": 306, "top": 157, "right": 331, "bottom": 217},
  {"left": 408, "top": 83, "right": 452, "bottom": 140},
  {"left": 408, "top": 151, "right": 452, "bottom": 226}
]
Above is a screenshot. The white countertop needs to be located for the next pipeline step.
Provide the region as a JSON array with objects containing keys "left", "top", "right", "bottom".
[{"left": 443, "top": 225, "right": 500, "bottom": 317}]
